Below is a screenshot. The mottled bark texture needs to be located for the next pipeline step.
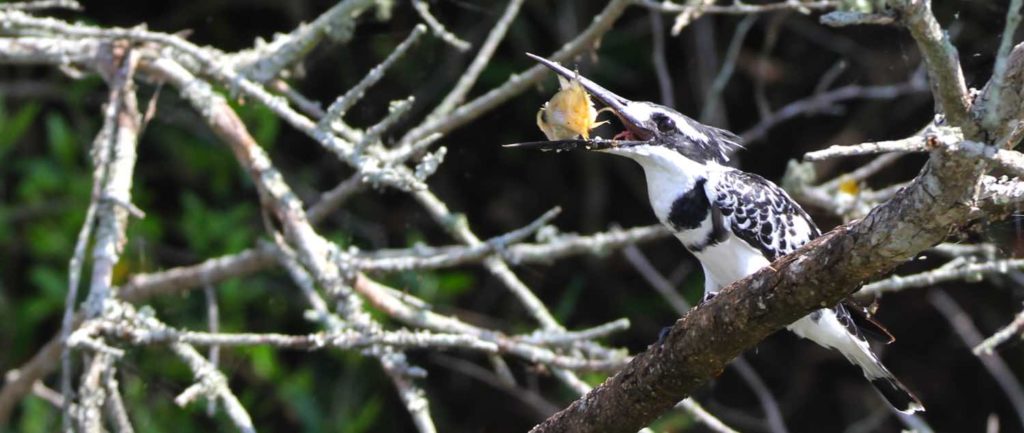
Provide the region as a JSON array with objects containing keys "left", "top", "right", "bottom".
[{"left": 976, "top": 43, "right": 1024, "bottom": 148}]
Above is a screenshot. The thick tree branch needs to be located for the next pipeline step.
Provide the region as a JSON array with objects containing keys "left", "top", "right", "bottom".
[
  {"left": 976, "top": 42, "right": 1024, "bottom": 147},
  {"left": 889, "top": 0, "right": 978, "bottom": 138}
]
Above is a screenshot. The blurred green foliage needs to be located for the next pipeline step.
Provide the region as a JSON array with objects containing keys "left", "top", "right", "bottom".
[
  {"left": 0, "top": 63, "right": 501, "bottom": 432},
  {"left": 0, "top": 70, "right": 406, "bottom": 432},
  {"left": 5, "top": 1, "right": 1022, "bottom": 432}
]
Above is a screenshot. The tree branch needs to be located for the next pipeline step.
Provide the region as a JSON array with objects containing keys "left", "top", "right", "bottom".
[{"left": 888, "top": 0, "right": 978, "bottom": 138}]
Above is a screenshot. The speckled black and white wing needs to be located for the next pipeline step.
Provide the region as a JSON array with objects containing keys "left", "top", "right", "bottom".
[{"left": 705, "top": 169, "right": 820, "bottom": 261}]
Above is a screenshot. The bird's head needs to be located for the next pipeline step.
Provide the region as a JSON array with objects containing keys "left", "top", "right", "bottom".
[{"left": 511, "top": 53, "right": 742, "bottom": 166}]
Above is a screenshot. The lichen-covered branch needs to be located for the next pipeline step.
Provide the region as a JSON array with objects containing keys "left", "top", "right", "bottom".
[{"left": 888, "top": 0, "right": 977, "bottom": 138}]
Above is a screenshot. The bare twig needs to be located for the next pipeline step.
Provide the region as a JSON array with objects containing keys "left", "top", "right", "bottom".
[
  {"left": 981, "top": 175, "right": 1024, "bottom": 209},
  {"left": 636, "top": 0, "right": 838, "bottom": 15},
  {"left": 506, "top": 224, "right": 671, "bottom": 264},
  {"left": 144, "top": 54, "right": 444, "bottom": 432},
  {"left": 974, "top": 306, "right": 1024, "bottom": 355},
  {"left": 0, "top": 0, "right": 81, "bottom": 11},
  {"left": 428, "top": 0, "right": 526, "bottom": 120},
  {"left": 65, "top": 44, "right": 143, "bottom": 432},
  {"left": 667, "top": 0, "right": 715, "bottom": 36},
  {"left": 518, "top": 319, "right": 631, "bottom": 346},
  {"left": 358, "top": 207, "right": 561, "bottom": 271},
  {"left": 741, "top": 80, "right": 928, "bottom": 143},
  {"left": 622, "top": 244, "right": 691, "bottom": 314},
  {"left": 60, "top": 77, "right": 110, "bottom": 433},
  {"left": 170, "top": 341, "right": 255, "bottom": 433},
  {"left": 76, "top": 354, "right": 114, "bottom": 433},
  {"left": 397, "top": 0, "right": 631, "bottom": 146},
  {"left": 381, "top": 352, "right": 437, "bottom": 433},
  {"left": 929, "top": 291, "right": 1024, "bottom": 431},
  {"left": 203, "top": 283, "right": 220, "bottom": 416},
  {"left": 351, "top": 96, "right": 415, "bottom": 159},
  {"left": 429, "top": 353, "right": 560, "bottom": 417},
  {"left": 319, "top": 25, "right": 426, "bottom": 135},
  {"left": 103, "top": 368, "right": 135, "bottom": 433},
  {"left": 648, "top": 10, "right": 675, "bottom": 107},
  {"left": 675, "top": 398, "right": 741, "bottom": 433},
  {"left": 354, "top": 274, "right": 627, "bottom": 372},
  {"left": 411, "top": 0, "right": 470, "bottom": 52},
  {"left": 807, "top": 132, "right": 1024, "bottom": 180},
  {"left": 0, "top": 11, "right": 670, "bottom": 428},
  {"left": 819, "top": 11, "right": 896, "bottom": 27},
  {"left": 411, "top": 189, "right": 562, "bottom": 329},
  {"left": 821, "top": 153, "right": 905, "bottom": 189},
  {"left": 701, "top": 15, "right": 757, "bottom": 123},
  {"left": 859, "top": 258, "right": 1024, "bottom": 297},
  {"left": 226, "top": 0, "right": 378, "bottom": 83},
  {"left": 731, "top": 358, "right": 789, "bottom": 433}
]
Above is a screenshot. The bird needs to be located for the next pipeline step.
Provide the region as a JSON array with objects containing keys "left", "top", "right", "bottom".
[{"left": 510, "top": 53, "right": 924, "bottom": 414}]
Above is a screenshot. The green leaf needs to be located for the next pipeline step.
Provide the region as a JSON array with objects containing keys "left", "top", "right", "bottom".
[
  {"left": 45, "top": 112, "right": 77, "bottom": 167},
  {"left": 179, "top": 192, "right": 257, "bottom": 255},
  {"left": 25, "top": 222, "right": 72, "bottom": 259},
  {"left": 279, "top": 370, "right": 321, "bottom": 432},
  {"left": 229, "top": 99, "right": 280, "bottom": 149},
  {"left": 248, "top": 345, "right": 281, "bottom": 380},
  {"left": 27, "top": 265, "right": 66, "bottom": 301},
  {"left": 15, "top": 159, "right": 64, "bottom": 202},
  {"left": 343, "top": 395, "right": 382, "bottom": 433},
  {"left": 554, "top": 276, "right": 586, "bottom": 323},
  {"left": 0, "top": 101, "right": 41, "bottom": 159},
  {"left": 436, "top": 271, "right": 473, "bottom": 298},
  {"left": 15, "top": 397, "right": 57, "bottom": 433}
]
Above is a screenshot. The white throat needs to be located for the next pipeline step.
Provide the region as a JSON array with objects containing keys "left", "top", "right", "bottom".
[{"left": 602, "top": 145, "right": 711, "bottom": 222}]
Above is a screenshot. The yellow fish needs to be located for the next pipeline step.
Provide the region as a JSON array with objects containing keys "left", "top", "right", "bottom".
[{"left": 536, "top": 73, "right": 609, "bottom": 141}]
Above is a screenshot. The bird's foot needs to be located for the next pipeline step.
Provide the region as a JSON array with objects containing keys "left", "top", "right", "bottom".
[
  {"left": 655, "top": 326, "right": 672, "bottom": 346},
  {"left": 699, "top": 292, "right": 717, "bottom": 306}
]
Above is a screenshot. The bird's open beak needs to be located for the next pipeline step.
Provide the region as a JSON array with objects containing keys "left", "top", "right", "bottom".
[{"left": 503, "top": 53, "right": 652, "bottom": 152}]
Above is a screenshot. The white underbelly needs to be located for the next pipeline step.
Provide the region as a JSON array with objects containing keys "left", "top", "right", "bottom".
[{"left": 685, "top": 235, "right": 768, "bottom": 294}]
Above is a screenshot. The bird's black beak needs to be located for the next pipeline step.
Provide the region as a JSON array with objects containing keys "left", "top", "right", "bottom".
[{"left": 503, "top": 53, "right": 652, "bottom": 152}]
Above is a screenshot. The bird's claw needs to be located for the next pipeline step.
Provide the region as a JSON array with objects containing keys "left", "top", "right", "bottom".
[
  {"left": 699, "top": 292, "right": 717, "bottom": 306},
  {"left": 655, "top": 326, "right": 672, "bottom": 346}
]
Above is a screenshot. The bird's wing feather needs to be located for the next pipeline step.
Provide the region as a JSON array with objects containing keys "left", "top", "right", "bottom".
[
  {"left": 704, "top": 170, "right": 895, "bottom": 339},
  {"left": 704, "top": 169, "right": 820, "bottom": 262}
]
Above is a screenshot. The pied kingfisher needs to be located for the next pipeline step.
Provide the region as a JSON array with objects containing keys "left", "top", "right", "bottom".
[{"left": 512, "top": 53, "right": 923, "bottom": 414}]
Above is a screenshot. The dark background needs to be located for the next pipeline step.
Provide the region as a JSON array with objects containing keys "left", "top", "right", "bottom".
[{"left": 1, "top": 1, "right": 1022, "bottom": 432}]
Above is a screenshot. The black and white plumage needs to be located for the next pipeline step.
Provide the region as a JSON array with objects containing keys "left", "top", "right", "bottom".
[{"left": 516, "top": 54, "right": 924, "bottom": 414}]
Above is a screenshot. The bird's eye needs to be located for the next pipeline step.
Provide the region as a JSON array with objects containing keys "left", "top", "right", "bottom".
[{"left": 654, "top": 114, "right": 675, "bottom": 133}]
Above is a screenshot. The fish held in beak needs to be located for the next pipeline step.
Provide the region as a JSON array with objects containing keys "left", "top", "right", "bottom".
[
  {"left": 526, "top": 53, "right": 653, "bottom": 142},
  {"left": 535, "top": 69, "right": 610, "bottom": 141},
  {"left": 503, "top": 54, "right": 653, "bottom": 152}
]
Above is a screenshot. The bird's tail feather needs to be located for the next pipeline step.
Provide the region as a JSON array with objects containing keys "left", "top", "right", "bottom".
[
  {"left": 869, "top": 374, "right": 925, "bottom": 414},
  {"left": 842, "top": 335, "right": 925, "bottom": 414},
  {"left": 789, "top": 311, "right": 924, "bottom": 413}
]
